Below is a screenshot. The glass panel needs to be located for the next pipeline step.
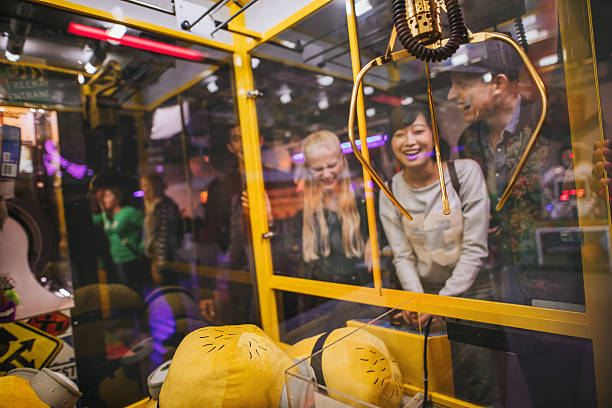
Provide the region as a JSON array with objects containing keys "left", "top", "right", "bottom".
[
  {"left": 252, "top": 0, "right": 390, "bottom": 288},
  {"left": 276, "top": 291, "right": 391, "bottom": 344},
  {"left": 0, "top": 107, "right": 75, "bottom": 319},
  {"left": 355, "top": 0, "right": 605, "bottom": 310},
  {"left": 282, "top": 298, "right": 596, "bottom": 408},
  {"left": 0, "top": 1, "right": 240, "bottom": 407}
]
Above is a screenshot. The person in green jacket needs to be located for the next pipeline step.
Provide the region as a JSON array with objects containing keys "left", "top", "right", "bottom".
[{"left": 93, "top": 187, "right": 149, "bottom": 296}]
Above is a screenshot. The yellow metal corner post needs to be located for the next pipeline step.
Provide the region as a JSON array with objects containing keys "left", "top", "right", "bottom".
[
  {"left": 558, "top": 1, "right": 611, "bottom": 406},
  {"left": 230, "top": 5, "right": 280, "bottom": 341},
  {"left": 345, "top": 0, "right": 383, "bottom": 294}
]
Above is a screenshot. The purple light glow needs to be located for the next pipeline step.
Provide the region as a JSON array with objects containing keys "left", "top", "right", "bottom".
[
  {"left": 292, "top": 134, "right": 388, "bottom": 163},
  {"left": 156, "top": 165, "right": 164, "bottom": 173},
  {"left": 405, "top": 145, "right": 466, "bottom": 160},
  {"left": 43, "top": 140, "right": 91, "bottom": 179},
  {"left": 133, "top": 190, "right": 145, "bottom": 198}
]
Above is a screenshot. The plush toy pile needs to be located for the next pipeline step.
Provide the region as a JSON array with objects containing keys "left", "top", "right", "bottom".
[{"left": 158, "top": 324, "right": 404, "bottom": 408}]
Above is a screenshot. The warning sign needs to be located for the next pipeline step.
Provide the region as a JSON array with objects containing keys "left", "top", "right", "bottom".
[
  {"left": 0, "top": 321, "right": 62, "bottom": 375},
  {"left": 27, "top": 312, "right": 71, "bottom": 337}
]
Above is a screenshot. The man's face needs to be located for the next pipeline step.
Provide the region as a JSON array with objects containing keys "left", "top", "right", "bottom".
[
  {"left": 226, "top": 126, "right": 243, "bottom": 163},
  {"left": 447, "top": 72, "right": 494, "bottom": 123}
]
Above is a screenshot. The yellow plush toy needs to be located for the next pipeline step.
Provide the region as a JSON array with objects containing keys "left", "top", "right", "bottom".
[
  {"left": 159, "top": 324, "right": 295, "bottom": 408},
  {"left": 287, "top": 327, "right": 404, "bottom": 408},
  {"left": 0, "top": 375, "right": 48, "bottom": 408},
  {"left": 0, "top": 368, "right": 81, "bottom": 408}
]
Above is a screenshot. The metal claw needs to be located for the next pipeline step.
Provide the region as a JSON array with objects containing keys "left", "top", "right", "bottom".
[{"left": 347, "top": 30, "right": 547, "bottom": 220}]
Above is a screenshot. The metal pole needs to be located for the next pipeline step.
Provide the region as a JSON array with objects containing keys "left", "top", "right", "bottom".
[{"left": 210, "top": 0, "right": 259, "bottom": 36}]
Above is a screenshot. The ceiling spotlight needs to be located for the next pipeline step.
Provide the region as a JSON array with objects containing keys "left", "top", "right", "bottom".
[
  {"left": 355, "top": 0, "right": 373, "bottom": 17},
  {"left": 364, "top": 86, "right": 374, "bottom": 95},
  {"left": 84, "top": 43, "right": 107, "bottom": 75},
  {"left": 366, "top": 107, "right": 376, "bottom": 117},
  {"left": 316, "top": 75, "right": 334, "bottom": 87},
  {"left": 106, "top": 24, "right": 127, "bottom": 40},
  {"left": 318, "top": 93, "right": 329, "bottom": 110},
  {"left": 251, "top": 57, "right": 260, "bottom": 69},
  {"left": 538, "top": 54, "right": 559, "bottom": 67},
  {"left": 84, "top": 62, "right": 98, "bottom": 74},
  {"left": 4, "top": 5, "right": 33, "bottom": 63},
  {"left": 278, "top": 84, "right": 292, "bottom": 104},
  {"left": 204, "top": 75, "right": 219, "bottom": 93},
  {"left": 4, "top": 50, "right": 20, "bottom": 62},
  {"left": 401, "top": 97, "right": 414, "bottom": 106},
  {"left": 77, "top": 73, "right": 85, "bottom": 84},
  {"left": 280, "top": 93, "right": 292, "bottom": 104},
  {"left": 207, "top": 80, "right": 219, "bottom": 93}
]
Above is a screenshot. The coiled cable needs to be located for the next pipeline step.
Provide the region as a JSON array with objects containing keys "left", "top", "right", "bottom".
[
  {"left": 514, "top": 16, "right": 529, "bottom": 52},
  {"left": 392, "top": 0, "right": 466, "bottom": 62}
]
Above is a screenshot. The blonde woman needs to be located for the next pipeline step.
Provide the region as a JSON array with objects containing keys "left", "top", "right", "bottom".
[{"left": 299, "top": 130, "right": 371, "bottom": 285}]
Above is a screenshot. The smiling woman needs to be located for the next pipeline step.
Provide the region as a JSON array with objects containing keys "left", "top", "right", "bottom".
[
  {"left": 301, "top": 130, "right": 366, "bottom": 272},
  {"left": 380, "top": 103, "right": 500, "bottom": 404}
]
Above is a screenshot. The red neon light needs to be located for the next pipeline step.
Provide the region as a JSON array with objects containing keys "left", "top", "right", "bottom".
[
  {"left": 559, "top": 188, "right": 585, "bottom": 201},
  {"left": 67, "top": 22, "right": 205, "bottom": 61}
]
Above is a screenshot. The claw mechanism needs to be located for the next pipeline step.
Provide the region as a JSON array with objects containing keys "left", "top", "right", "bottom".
[{"left": 347, "top": 0, "right": 548, "bottom": 219}]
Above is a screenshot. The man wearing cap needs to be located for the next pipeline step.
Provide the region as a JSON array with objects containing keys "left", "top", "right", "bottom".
[
  {"left": 446, "top": 43, "right": 596, "bottom": 407},
  {"left": 446, "top": 41, "right": 551, "bottom": 304}
]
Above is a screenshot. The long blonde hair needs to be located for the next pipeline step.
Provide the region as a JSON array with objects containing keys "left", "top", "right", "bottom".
[{"left": 302, "top": 130, "right": 364, "bottom": 262}]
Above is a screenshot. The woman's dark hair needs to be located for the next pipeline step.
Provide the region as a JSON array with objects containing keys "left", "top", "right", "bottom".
[
  {"left": 105, "top": 186, "right": 126, "bottom": 207},
  {"left": 390, "top": 103, "right": 450, "bottom": 161}
]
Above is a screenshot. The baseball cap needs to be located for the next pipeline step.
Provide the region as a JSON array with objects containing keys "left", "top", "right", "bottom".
[{"left": 433, "top": 39, "right": 522, "bottom": 80}]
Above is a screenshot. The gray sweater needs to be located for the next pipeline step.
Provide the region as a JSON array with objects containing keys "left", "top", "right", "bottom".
[{"left": 380, "top": 159, "right": 490, "bottom": 297}]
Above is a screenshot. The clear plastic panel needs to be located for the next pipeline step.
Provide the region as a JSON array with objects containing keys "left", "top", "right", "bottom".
[
  {"left": 284, "top": 299, "right": 418, "bottom": 408},
  {"left": 282, "top": 297, "right": 596, "bottom": 408},
  {"left": 355, "top": 0, "right": 602, "bottom": 310}
]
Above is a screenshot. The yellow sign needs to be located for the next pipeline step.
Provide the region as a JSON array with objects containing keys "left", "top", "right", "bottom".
[{"left": 0, "top": 321, "right": 62, "bottom": 375}]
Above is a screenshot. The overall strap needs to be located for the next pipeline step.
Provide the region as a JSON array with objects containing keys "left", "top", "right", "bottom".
[
  {"left": 310, "top": 331, "right": 332, "bottom": 393},
  {"left": 447, "top": 160, "right": 461, "bottom": 194}
]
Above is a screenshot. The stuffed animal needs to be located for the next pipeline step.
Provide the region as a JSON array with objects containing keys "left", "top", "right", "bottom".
[
  {"left": 0, "top": 368, "right": 81, "bottom": 408},
  {"left": 287, "top": 327, "right": 404, "bottom": 408},
  {"left": 159, "top": 324, "right": 296, "bottom": 408},
  {"left": 0, "top": 276, "right": 18, "bottom": 323}
]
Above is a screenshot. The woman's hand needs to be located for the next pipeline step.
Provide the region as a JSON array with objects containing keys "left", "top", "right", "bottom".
[
  {"left": 393, "top": 310, "right": 419, "bottom": 326},
  {"left": 417, "top": 313, "right": 445, "bottom": 332},
  {"left": 393, "top": 310, "right": 444, "bottom": 331}
]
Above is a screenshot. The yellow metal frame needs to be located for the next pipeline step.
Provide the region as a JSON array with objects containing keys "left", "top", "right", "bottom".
[
  {"left": 230, "top": 2, "right": 280, "bottom": 341},
  {"left": 20, "top": 0, "right": 610, "bottom": 406},
  {"left": 558, "top": 1, "right": 611, "bottom": 406},
  {"left": 27, "top": 0, "right": 236, "bottom": 52},
  {"left": 346, "top": 0, "right": 382, "bottom": 293}
]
